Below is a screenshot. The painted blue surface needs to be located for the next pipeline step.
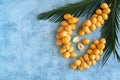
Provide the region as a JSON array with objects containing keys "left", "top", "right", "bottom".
[{"left": 0, "top": 0, "right": 120, "bottom": 80}]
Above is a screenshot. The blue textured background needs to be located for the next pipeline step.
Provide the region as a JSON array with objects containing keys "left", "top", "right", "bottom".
[{"left": 0, "top": 0, "right": 120, "bottom": 80}]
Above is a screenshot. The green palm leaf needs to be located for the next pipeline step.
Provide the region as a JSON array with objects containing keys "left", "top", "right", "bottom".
[
  {"left": 38, "top": 0, "right": 103, "bottom": 22},
  {"left": 101, "top": 0, "right": 120, "bottom": 66}
]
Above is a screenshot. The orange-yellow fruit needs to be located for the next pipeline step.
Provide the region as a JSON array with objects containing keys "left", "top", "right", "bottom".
[
  {"left": 81, "top": 61, "right": 88, "bottom": 68},
  {"left": 57, "top": 26, "right": 64, "bottom": 32},
  {"left": 100, "top": 38, "right": 106, "bottom": 44},
  {"left": 71, "top": 24, "right": 76, "bottom": 30},
  {"left": 82, "top": 26, "right": 89, "bottom": 32},
  {"left": 99, "top": 49, "right": 103, "bottom": 55},
  {"left": 82, "top": 23, "right": 86, "bottom": 27},
  {"left": 61, "top": 20, "right": 69, "bottom": 26},
  {"left": 68, "top": 17, "right": 79, "bottom": 24},
  {"left": 97, "top": 16, "right": 103, "bottom": 22},
  {"left": 62, "top": 37, "right": 69, "bottom": 44},
  {"left": 83, "top": 20, "right": 92, "bottom": 26},
  {"left": 90, "top": 44, "right": 96, "bottom": 49},
  {"left": 78, "top": 30, "right": 85, "bottom": 36},
  {"left": 95, "top": 54, "right": 100, "bottom": 61},
  {"left": 89, "top": 25, "right": 96, "bottom": 31},
  {"left": 85, "top": 29, "right": 91, "bottom": 34},
  {"left": 87, "top": 49, "right": 93, "bottom": 54},
  {"left": 95, "top": 22, "right": 101, "bottom": 28},
  {"left": 64, "top": 35, "right": 71, "bottom": 41},
  {"left": 65, "top": 42, "right": 70, "bottom": 45},
  {"left": 101, "top": 13, "right": 108, "bottom": 20},
  {"left": 73, "top": 60, "right": 81, "bottom": 66},
  {"left": 82, "top": 38, "right": 90, "bottom": 45},
  {"left": 56, "top": 34, "right": 61, "bottom": 39},
  {"left": 95, "top": 9, "right": 102, "bottom": 15},
  {"left": 56, "top": 39, "right": 63, "bottom": 46},
  {"left": 77, "top": 66, "right": 83, "bottom": 71},
  {"left": 100, "top": 19, "right": 104, "bottom": 24},
  {"left": 100, "top": 3, "right": 109, "bottom": 9},
  {"left": 79, "top": 57, "right": 84, "bottom": 62},
  {"left": 60, "top": 31, "right": 68, "bottom": 37},
  {"left": 66, "top": 30, "right": 73, "bottom": 35},
  {"left": 64, "top": 13, "right": 72, "bottom": 20},
  {"left": 59, "top": 48, "right": 66, "bottom": 54},
  {"left": 92, "top": 14, "right": 98, "bottom": 18},
  {"left": 85, "top": 65, "right": 90, "bottom": 69},
  {"left": 94, "top": 40, "right": 99, "bottom": 45},
  {"left": 83, "top": 54, "right": 89, "bottom": 61},
  {"left": 93, "top": 48, "right": 100, "bottom": 55},
  {"left": 71, "top": 64, "right": 77, "bottom": 70},
  {"left": 68, "top": 46, "right": 74, "bottom": 52},
  {"left": 90, "top": 17, "right": 97, "bottom": 24},
  {"left": 70, "top": 52, "right": 77, "bottom": 58},
  {"left": 97, "top": 44, "right": 105, "bottom": 50},
  {"left": 86, "top": 60, "right": 92, "bottom": 65},
  {"left": 64, "top": 25, "right": 72, "bottom": 31},
  {"left": 63, "top": 52, "right": 70, "bottom": 59},
  {"left": 89, "top": 54, "right": 96, "bottom": 60},
  {"left": 63, "top": 44, "right": 70, "bottom": 50},
  {"left": 91, "top": 60, "right": 96, "bottom": 65},
  {"left": 103, "top": 8, "right": 111, "bottom": 14}
]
